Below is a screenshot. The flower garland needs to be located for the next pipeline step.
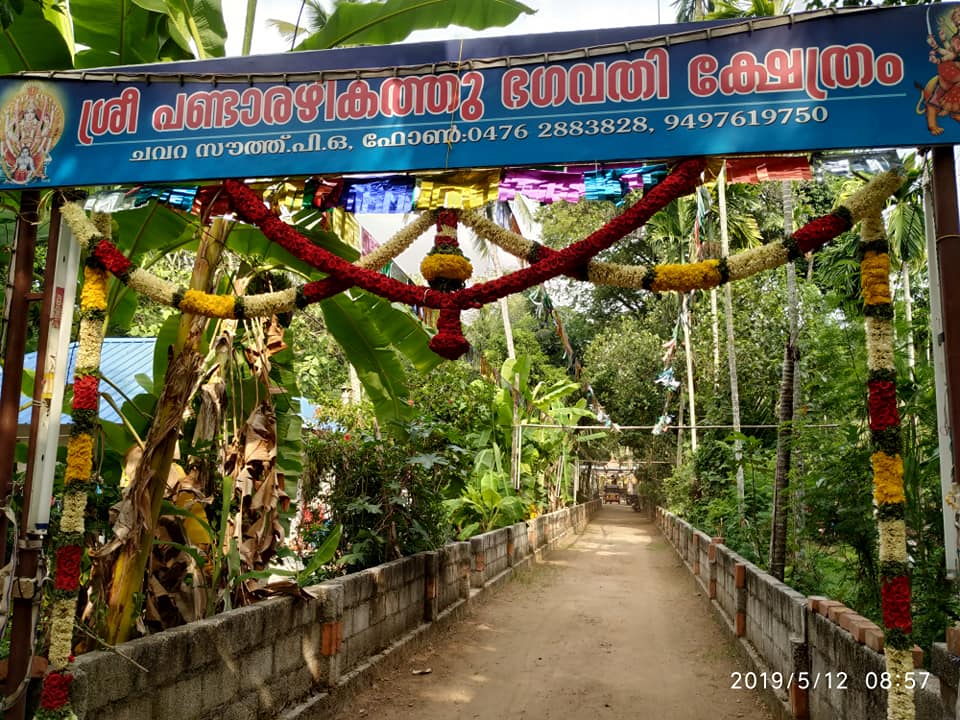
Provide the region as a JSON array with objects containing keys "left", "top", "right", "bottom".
[
  {"left": 859, "top": 209, "right": 914, "bottom": 720},
  {"left": 420, "top": 210, "right": 472, "bottom": 291},
  {"left": 418, "top": 210, "right": 473, "bottom": 359},
  {"left": 60, "top": 202, "right": 437, "bottom": 321},
  {"left": 460, "top": 170, "right": 905, "bottom": 292},
  {"left": 36, "top": 210, "right": 113, "bottom": 720},
  {"left": 65, "top": 165, "right": 905, "bottom": 363}
]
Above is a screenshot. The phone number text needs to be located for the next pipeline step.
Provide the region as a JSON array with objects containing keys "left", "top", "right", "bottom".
[{"left": 362, "top": 106, "right": 829, "bottom": 149}]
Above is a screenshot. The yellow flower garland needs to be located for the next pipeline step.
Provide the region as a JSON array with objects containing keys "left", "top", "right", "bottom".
[
  {"left": 179, "top": 289, "right": 237, "bottom": 318},
  {"left": 872, "top": 451, "right": 905, "bottom": 505},
  {"left": 64, "top": 433, "right": 94, "bottom": 484},
  {"left": 861, "top": 251, "right": 892, "bottom": 306},
  {"left": 420, "top": 254, "right": 473, "bottom": 282},
  {"left": 651, "top": 260, "right": 723, "bottom": 293},
  {"left": 80, "top": 266, "right": 108, "bottom": 311}
]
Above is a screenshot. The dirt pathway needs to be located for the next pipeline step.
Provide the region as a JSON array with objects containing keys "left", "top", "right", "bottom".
[{"left": 333, "top": 504, "right": 772, "bottom": 720}]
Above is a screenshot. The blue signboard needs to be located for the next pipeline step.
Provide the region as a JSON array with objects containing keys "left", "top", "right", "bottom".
[{"left": 0, "top": 4, "right": 956, "bottom": 189}]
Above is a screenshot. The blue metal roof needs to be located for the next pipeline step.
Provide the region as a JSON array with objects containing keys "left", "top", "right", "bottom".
[
  {"left": 10, "top": 337, "right": 156, "bottom": 425},
  {"left": 9, "top": 337, "right": 317, "bottom": 427}
]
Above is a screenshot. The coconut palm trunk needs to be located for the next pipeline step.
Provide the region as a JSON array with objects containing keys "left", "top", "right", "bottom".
[
  {"left": 769, "top": 181, "right": 798, "bottom": 581},
  {"left": 717, "top": 163, "right": 746, "bottom": 509}
]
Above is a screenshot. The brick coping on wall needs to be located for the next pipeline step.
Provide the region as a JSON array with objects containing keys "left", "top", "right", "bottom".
[
  {"left": 68, "top": 500, "right": 601, "bottom": 720},
  {"left": 655, "top": 507, "right": 953, "bottom": 720}
]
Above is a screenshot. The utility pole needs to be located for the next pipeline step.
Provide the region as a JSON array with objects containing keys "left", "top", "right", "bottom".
[
  {"left": 932, "top": 147, "right": 960, "bottom": 579},
  {"left": 0, "top": 191, "right": 41, "bottom": 717}
]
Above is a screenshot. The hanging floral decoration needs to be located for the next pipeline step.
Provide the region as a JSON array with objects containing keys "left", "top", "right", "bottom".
[
  {"left": 460, "top": 170, "right": 903, "bottom": 293},
  {"left": 420, "top": 210, "right": 472, "bottom": 291},
  {"left": 60, "top": 202, "right": 438, "bottom": 321},
  {"left": 858, "top": 209, "right": 914, "bottom": 720},
  {"left": 49, "top": 163, "right": 914, "bottom": 720},
  {"left": 35, "top": 208, "right": 112, "bottom": 720},
  {"left": 61, "top": 164, "right": 904, "bottom": 363}
]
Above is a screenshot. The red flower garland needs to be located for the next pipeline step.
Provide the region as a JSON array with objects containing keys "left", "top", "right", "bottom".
[
  {"left": 436, "top": 209, "right": 459, "bottom": 235},
  {"left": 53, "top": 545, "right": 83, "bottom": 592},
  {"left": 91, "top": 239, "right": 132, "bottom": 276},
  {"left": 881, "top": 574, "right": 912, "bottom": 633},
  {"left": 223, "top": 158, "right": 705, "bottom": 314},
  {"left": 867, "top": 379, "right": 900, "bottom": 432},
  {"left": 71, "top": 375, "right": 99, "bottom": 411},
  {"left": 429, "top": 307, "right": 471, "bottom": 360},
  {"left": 39, "top": 671, "right": 72, "bottom": 710},
  {"left": 793, "top": 212, "right": 852, "bottom": 254},
  {"left": 457, "top": 159, "right": 707, "bottom": 306}
]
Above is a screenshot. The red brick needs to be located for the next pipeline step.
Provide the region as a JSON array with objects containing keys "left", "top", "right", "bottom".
[
  {"left": 913, "top": 645, "right": 924, "bottom": 669},
  {"left": 712, "top": 536, "right": 724, "bottom": 545},
  {"left": 816, "top": 599, "right": 843, "bottom": 618},
  {"left": 827, "top": 604, "right": 852, "bottom": 625},
  {"left": 863, "top": 624, "right": 885, "bottom": 653},
  {"left": 807, "top": 596, "right": 829, "bottom": 613},
  {"left": 736, "top": 611, "right": 746, "bottom": 637},
  {"left": 947, "top": 625, "right": 960, "bottom": 656},
  {"left": 321, "top": 621, "right": 343, "bottom": 656},
  {"left": 735, "top": 563, "right": 746, "bottom": 588},
  {"left": 838, "top": 611, "right": 865, "bottom": 635},
  {"left": 847, "top": 616, "right": 874, "bottom": 644},
  {"left": 708, "top": 543, "right": 717, "bottom": 561}
]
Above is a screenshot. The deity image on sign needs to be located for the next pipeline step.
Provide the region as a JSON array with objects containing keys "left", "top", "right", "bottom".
[
  {"left": 917, "top": 5, "right": 960, "bottom": 135},
  {"left": 0, "top": 83, "right": 64, "bottom": 184}
]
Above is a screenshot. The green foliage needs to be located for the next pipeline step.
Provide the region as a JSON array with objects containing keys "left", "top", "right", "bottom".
[
  {"left": 445, "top": 444, "right": 529, "bottom": 538},
  {"left": 302, "top": 427, "right": 450, "bottom": 569},
  {"left": 293, "top": 0, "right": 535, "bottom": 50}
]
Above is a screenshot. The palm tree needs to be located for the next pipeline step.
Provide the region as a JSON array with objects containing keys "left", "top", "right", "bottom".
[
  {"left": 885, "top": 153, "right": 926, "bottom": 380},
  {"left": 702, "top": 0, "right": 794, "bottom": 574}
]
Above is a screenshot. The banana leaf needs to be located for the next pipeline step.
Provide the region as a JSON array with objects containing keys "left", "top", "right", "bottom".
[
  {"left": 321, "top": 292, "right": 412, "bottom": 429},
  {"left": 71, "top": 0, "right": 159, "bottom": 66},
  {"left": 0, "top": 0, "right": 73, "bottom": 71},
  {"left": 295, "top": 0, "right": 535, "bottom": 50},
  {"left": 133, "top": 0, "right": 226, "bottom": 58}
]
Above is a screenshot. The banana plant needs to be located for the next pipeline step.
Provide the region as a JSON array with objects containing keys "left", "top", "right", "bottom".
[
  {"left": 0, "top": 0, "right": 226, "bottom": 72},
  {"left": 272, "top": 0, "right": 535, "bottom": 51}
]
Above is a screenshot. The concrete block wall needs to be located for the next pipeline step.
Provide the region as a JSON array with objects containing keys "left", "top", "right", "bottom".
[
  {"left": 70, "top": 586, "right": 343, "bottom": 720},
  {"left": 656, "top": 508, "right": 950, "bottom": 720},
  {"left": 742, "top": 562, "right": 806, "bottom": 680},
  {"left": 69, "top": 501, "right": 599, "bottom": 720},
  {"left": 509, "top": 522, "right": 531, "bottom": 565},
  {"left": 437, "top": 541, "right": 470, "bottom": 613},
  {"left": 714, "top": 535, "right": 739, "bottom": 622},
  {"left": 338, "top": 554, "right": 426, "bottom": 671},
  {"left": 471, "top": 527, "right": 510, "bottom": 588}
]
